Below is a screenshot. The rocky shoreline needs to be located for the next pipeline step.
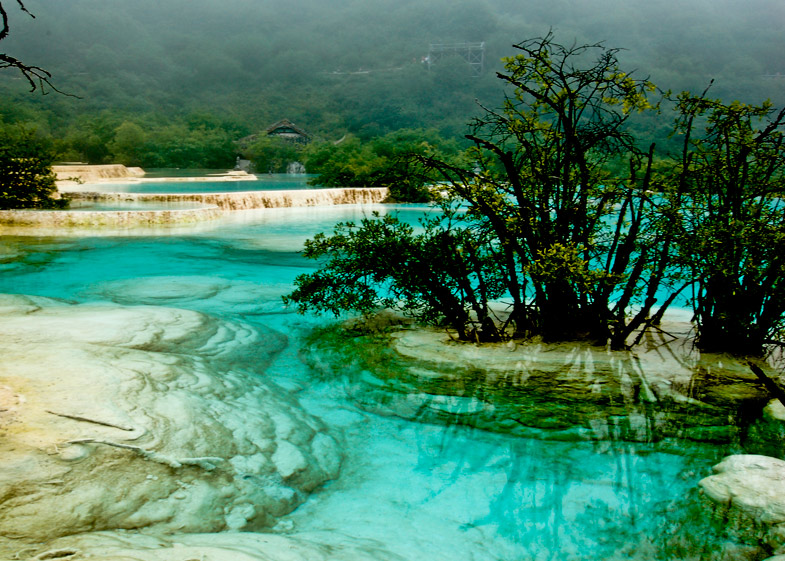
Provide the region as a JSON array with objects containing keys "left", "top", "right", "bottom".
[{"left": 304, "top": 321, "right": 770, "bottom": 444}]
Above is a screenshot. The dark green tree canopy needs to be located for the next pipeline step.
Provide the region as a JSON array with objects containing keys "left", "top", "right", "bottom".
[
  {"left": 0, "top": 124, "right": 65, "bottom": 209},
  {"left": 304, "top": 129, "right": 467, "bottom": 202},
  {"left": 286, "top": 35, "right": 785, "bottom": 357},
  {"left": 288, "top": 34, "right": 678, "bottom": 346},
  {"left": 672, "top": 91, "right": 785, "bottom": 355}
]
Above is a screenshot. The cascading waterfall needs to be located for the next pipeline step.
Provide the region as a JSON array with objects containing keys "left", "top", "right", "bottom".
[{"left": 286, "top": 161, "right": 307, "bottom": 174}]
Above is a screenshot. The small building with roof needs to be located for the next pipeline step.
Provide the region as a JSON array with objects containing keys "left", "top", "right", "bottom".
[
  {"left": 233, "top": 119, "right": 311, "bottom": 173},
  {"left": 264, "top": 119, "right": 311, "bottom": 144}
]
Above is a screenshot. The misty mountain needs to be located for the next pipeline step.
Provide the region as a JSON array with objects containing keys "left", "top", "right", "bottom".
[{"left": 1, "top": 0, "right": 783, "bottom": 147}]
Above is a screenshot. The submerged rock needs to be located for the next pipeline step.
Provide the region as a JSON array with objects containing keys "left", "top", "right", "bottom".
[
  {"left": 0, "top": 294, "right": 341, "bottom": 555},
  {"left": 304, "top": 323, "right": 770, "bottom": 445},
  {"left": 92, "top": 275, "right": 290, "bottom": 315},
  {"left": 743, "top": 400, "right": 785, "bottom": 458}
]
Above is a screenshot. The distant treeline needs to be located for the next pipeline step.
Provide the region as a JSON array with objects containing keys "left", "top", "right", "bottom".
[{"left": 1, "top": 0, "right": 783, "bottom": 167}]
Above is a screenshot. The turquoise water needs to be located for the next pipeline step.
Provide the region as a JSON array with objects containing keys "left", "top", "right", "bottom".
[
  {"left": 87, "top": 172, "right": 317, "bottom": 193},
  {"left": 0, "top": 204, "right": 735, "bottom": 560}
]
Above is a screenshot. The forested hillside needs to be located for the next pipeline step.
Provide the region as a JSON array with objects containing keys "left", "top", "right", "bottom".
[{"left": 1, "top": 0, "right": 783, "bottom": 167}]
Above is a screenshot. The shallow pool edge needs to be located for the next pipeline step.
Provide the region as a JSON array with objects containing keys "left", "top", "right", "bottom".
[{"left": 0, "top": 187, "right": 389, "bottom": 231}]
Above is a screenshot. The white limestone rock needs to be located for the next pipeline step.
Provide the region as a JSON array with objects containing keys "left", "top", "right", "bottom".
[
  {"left": 700, "top": 455, "right": 785, "bottom": 525},
  {"left": 700, "top": 454, "right": 785, "bottom": 551},
  {"left": 0, "top": 294, "right": 341, "bottom": 549},
  {"left": 20, "top": 530, "right": 406, "bottom": 561}
]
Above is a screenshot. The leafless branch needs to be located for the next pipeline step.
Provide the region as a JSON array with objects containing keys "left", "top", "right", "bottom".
[
  {"left": 0, "top": 1, "right": 75, "bottom": 95},
  {"left": 1, "top": 1, "right": 33, "bottom": 42}
]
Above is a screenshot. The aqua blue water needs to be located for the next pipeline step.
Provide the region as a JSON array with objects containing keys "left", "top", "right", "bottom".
[
  {"left": 86, "top": 173, "right": 317, "bottom": 193},
  {"left": 0, "top": 204, "right": 733, "bottom": 560}
]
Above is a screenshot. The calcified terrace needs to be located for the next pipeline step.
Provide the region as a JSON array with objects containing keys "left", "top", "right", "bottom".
[
  {"left": 0, "top": 166, "right": 388, "bottom": 229},
  {"left": 65, "top": 187, "right": 389, "bottom": 211}
]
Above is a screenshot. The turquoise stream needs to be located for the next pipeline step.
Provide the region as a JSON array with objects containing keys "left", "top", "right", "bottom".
[
  {"left": 85, "top": 172, "right": 317, "bottom": 193},
  {"left": 0, "top": 204, "right": 734, "bottom": 560}
]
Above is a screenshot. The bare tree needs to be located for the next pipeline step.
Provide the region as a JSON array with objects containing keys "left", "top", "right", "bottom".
[{"left": 0, "top": 0, "right": 60, "bottom": 93}]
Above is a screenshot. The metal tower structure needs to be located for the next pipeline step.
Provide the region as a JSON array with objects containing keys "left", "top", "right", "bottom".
[{"left": 426, "top": 42, "right": 486, "bottom": 78}]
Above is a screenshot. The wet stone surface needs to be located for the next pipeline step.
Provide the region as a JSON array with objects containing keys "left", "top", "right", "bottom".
[
  {"left": 304, "top": 324, "right": 772, "bottom": 446},
  {"left": 0, "top": 294, "right": 341, "bottom": 556}
]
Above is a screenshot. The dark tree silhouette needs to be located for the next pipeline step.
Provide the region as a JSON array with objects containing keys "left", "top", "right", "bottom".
[
  {"left": 285, "top": 34, "right": 681, "bottom": 346},
  {"left": 0, "top": 0, "right": 59, "bottom": 93}
]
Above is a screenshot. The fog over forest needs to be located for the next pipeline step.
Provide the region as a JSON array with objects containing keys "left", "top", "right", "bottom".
[{"left": 1, "top": 0, "right": 783, "bottom": 158}]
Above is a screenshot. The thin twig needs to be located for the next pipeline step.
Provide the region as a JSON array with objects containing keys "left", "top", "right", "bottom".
[
  {"left": 0, "top": 2, "right": 77, "bottom": 95},
  {"left": 67, "top": 438, "right": 224, "bottom": 471},
  {"left": 46, "top": 409, "right": 135, "bottom": 432}
]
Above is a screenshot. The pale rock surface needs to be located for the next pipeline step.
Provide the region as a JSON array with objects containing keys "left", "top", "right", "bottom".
[
  {"left": 765, "top": 400, "right": 785, "bottom": 423},
  {"left": 700, "top": 455, "right": 785, "bottom": 523},
  {"left": 0, "top": 294, "right": 341, "bottom": 557},
  {"left": 700, "top": 454, "right": 785, "bottom": 552},
  {"left": 54, "top": 165, "right": 257, "bottom": 188},
  {"left": 0, "top": 188, "right": 389, "bottom": 232},
  {"left": 67, "top": 188, "right": 388, "bottom": 210},
  {"left": 91, "top": 275, "right": 291, "bottom": 315},
  {"left": 53, "top": 164, "right": 146, "bottom": 184},
  {"left": 21, "top": 530, "right": 405, "bottom": 561}
]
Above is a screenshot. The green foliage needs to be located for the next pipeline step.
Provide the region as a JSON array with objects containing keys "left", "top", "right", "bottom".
[
  {"left": 1, "top": 0, "right": 784, "bottom": 154},
  {"left": 246, "top": 135, "right": 302, "bottom": 174},
  {"left": 289, "top": 34, "right": 785, "bottom": 356},
  {"left": 290, "top": 33, "right": 785, "bottom": 357},
  {"left": 108, "top": 120, "right": 146, "bottom": 165},
  {"left": 421, "top": 33, "right": 677, "bottom": 345},
  {"left": 672, "top": 92, "right": 785, "bottom": 355},
  {"left": 0, "top": 0, "right": 511, "bottom": 144},
  {"left": 61, "top": 114, "right": 117, "bottom": 164},
  {"left": 0, "top": 123, "right": 66, "bottom": 209},
  {"left": 288, "top": 35, "right": 678, "bottom": 345},
  {"left": 283, "top": 210, "right": 507, "bottom": 341},
  {"left": 305, "top": 129, "right": 466, "bottom": 202},
  {"left": 304, "top": 136, "right": 381, "bottom": 187},
  {"left": 57, "top": 113, "right": 239, "bottom": 168},
  {"left": 139, "top": 122, "right": 235, "bottom": 169}
]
